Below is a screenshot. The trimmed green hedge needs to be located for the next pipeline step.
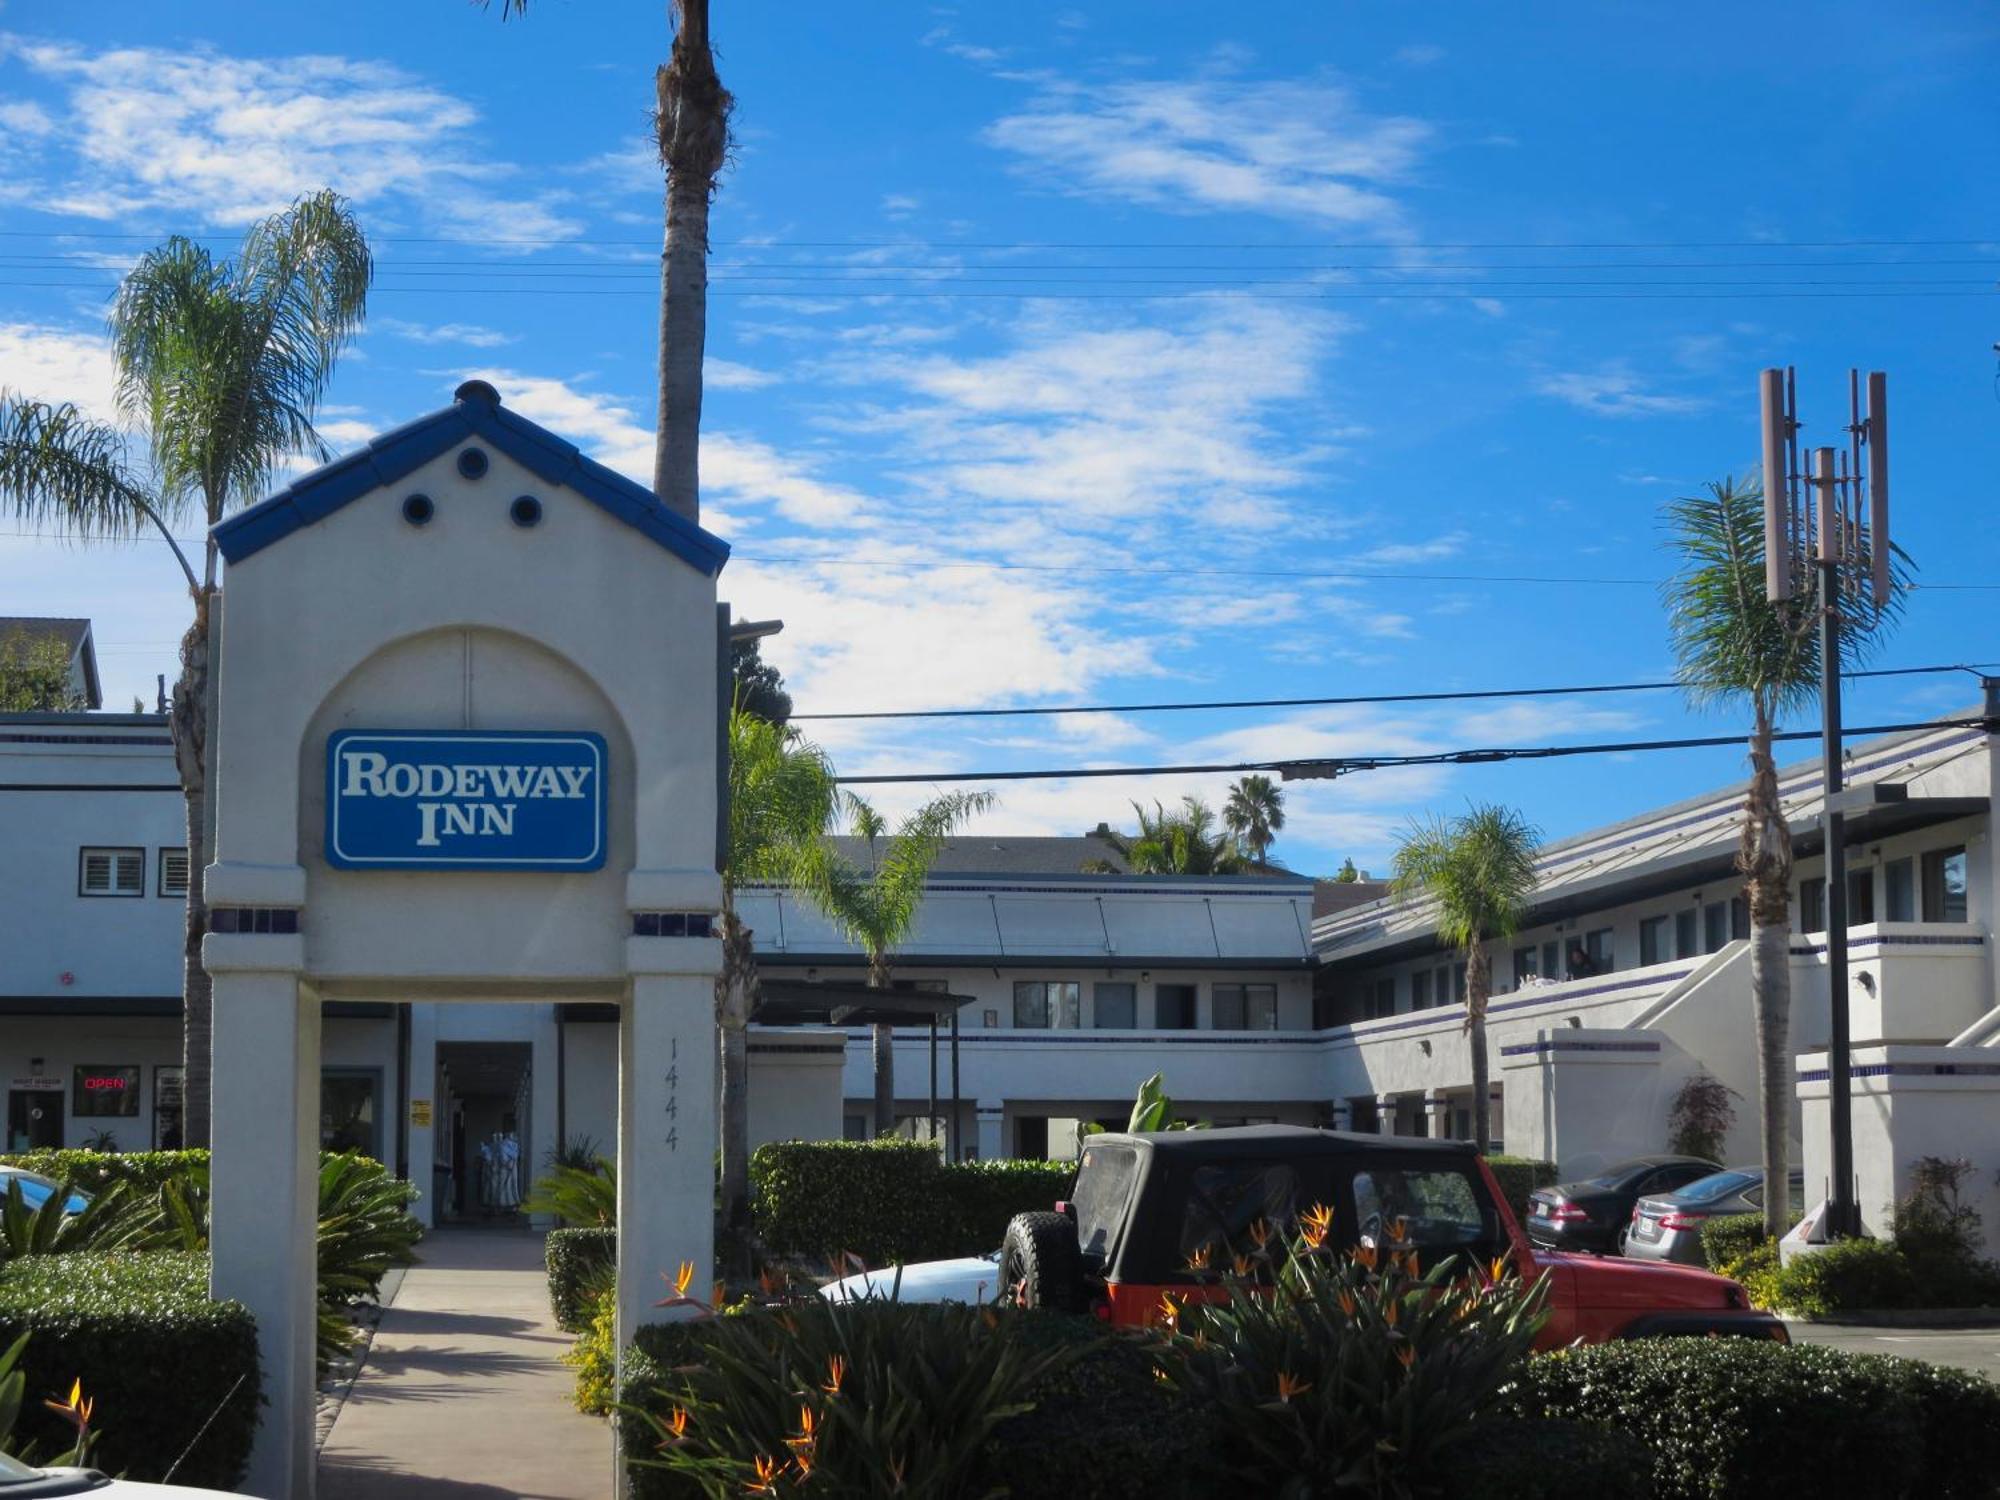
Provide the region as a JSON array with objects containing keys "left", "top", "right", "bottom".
[
  {"left": 0, "top": 1252, "right": 260, "bottom": 1489},
  {"left": 750, "top": 1140, "right": 1074, "bottom": 1264},
  {"left": 547, "top": 1225, "right": 617, "bottom": 1333},
  {"left": 1448, "top": 1419, "right": 1656, "bottom": 1500},
  {"left": 1769, "top": 1237, "right": 1917, "bottom": 1315},
  {"left": 1699, "top": 1212, "right": 1767, "bottom": 1273},
  {"left": 0, "top": 1149, "right": 210, "bottom": 1195},
  {"left": 1484, "top": 1155, "right": 1557, "bottom": 1223},
  {"left": 1508, "top": 1336, "right": 2000, "bottom": 1499}
]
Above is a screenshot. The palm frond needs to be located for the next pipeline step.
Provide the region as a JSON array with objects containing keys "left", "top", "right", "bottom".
[
  {"left": 726, "top": 710, "right": 841, "bottom": 897},
  {"left": 810, "top": 790, "right": 993, "bottom": 968},
  {"left": 1391, "top": 804, "right": 1541, "bottom": 955}
]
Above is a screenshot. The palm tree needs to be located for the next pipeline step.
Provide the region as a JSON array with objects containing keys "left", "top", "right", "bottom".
[
  {"left": 1084, "top": 797, "right": 1247, "bottom": 875},
  {"left": 1223, "top": 773, "right": 1285, "bottom": 864},
  {"left": 1661, "top": 476, "right": 1906, "bottom": 1237},
  {"left": 1391, "top": 804, "right": 1541, "bottom": 1154},
  {"left": 718, "top": 707, "right": 842, "bottom": 1269},
  {"left": 0, "top": 193, "right": 371, "bottom": 1146},
  {"left": 813, "top": 791, "right": 993, "bottom": 1136},
  {"left": 488, "top": 0, "right": 730, "bottom": 522}
]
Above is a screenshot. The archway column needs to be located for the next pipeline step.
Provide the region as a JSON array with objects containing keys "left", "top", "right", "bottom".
[{"left": 207, "top": 924, "right": 318, "bottom": 1500}]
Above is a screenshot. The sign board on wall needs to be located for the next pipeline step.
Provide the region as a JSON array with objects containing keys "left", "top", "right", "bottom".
[
  {"left": 409, "top": 1099, "right": 433, "bottom": 1128},
  {"left": 325, "top": 730, "right": 608, "bottom": 871}
]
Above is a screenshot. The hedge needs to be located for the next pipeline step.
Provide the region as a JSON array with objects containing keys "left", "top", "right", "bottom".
[
  {"left": 1448, "top": 1419, "right": 1656, "bottom": 1500},
  {"left": 749, "top": 1140, "right": 1075, "bottom": 1265},
  {"left": 1768, "top": 1237, "right": 1917, "bottom": 1315},
  {"left": 1507, "top": 1337, "right": 2000, "bottom": 1499},
  {"left": 1484, "top": 1155, "right": 1557, "bottom": 1223},
  {"left": 0, "top": 1149, "right": 211, "bottom": 1195},
  {"left": 0, "top": 1252, "right": 260, "bottom": 1489},
  {"left": 547, "top": 1225, "right": 617, "bottom": 1333},
  {"left": 1698, "top": 1212, "right": 1767, "bottom": 1273}
]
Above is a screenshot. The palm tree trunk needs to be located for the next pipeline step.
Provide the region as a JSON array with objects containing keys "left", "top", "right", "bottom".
[
  {"left": 716, "top": 902, "right": 755, "bottom": 1279},
  {"left": 1465, "top": 945, "right": 1492, "bottom": 1153},
  {"left": 652, "top": 0, "right": 730, "bottom": 523},
  {"left": 868, "top": 952, "right": 894, "bottom": 1137},
  {"left": 170, "top": 602, "right": 212, "bottom": 1148},
  {"left": 1740, "top": 704, "right": 1795, "bottom": 1239}
]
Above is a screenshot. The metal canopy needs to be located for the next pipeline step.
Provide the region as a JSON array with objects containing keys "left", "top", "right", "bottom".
[{"left": 750, "top": 979, "right": 977, "bottom": 1028}]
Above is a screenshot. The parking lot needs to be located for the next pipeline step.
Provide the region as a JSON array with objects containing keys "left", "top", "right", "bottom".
[{"left": 1786, "top": 1322, "right": 2000, "bottom": 1379}]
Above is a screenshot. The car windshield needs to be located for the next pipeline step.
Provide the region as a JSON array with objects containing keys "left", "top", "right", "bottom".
[
  {"left": 1070, "top": 1144, "right": 1139, "bottom": 1263},
  {"left": 1672, "top": 1169, "right": 1759, "bottom": 1204},
  {"left": 0, "top": 1452, "right": 47, "bottom": 1481},
  {"left": 1578, "top": 1160, "right": 1669, "bottom": 1192}
]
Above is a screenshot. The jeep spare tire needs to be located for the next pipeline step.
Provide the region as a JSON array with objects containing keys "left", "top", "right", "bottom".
[{"left": 1000, "top": 1211, "right": 1083, "bottom": 1312}]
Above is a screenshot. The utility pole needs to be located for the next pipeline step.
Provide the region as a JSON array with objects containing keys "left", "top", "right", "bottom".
[{"left": 1761, "top": 367, "right": 1890, "bottom": 1241}]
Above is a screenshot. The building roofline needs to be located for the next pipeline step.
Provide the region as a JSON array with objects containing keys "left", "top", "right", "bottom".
[
  {"left": 0, "top": 711, "right": 169, "bottom": 728},
  {"left": 212, "top": 380, "right": 731, "bottom": 576}
]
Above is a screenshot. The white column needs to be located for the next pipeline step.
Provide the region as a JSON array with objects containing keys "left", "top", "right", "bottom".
[
  {"left": 1375, "top": 1094, "right": 1399, "bottom": 1135},
  {"left": 976, "top": 1101, "right": 1004, "bottom": 1161},
  {"left": 209, "top": 964, "right": 319, "bottom": 1500},
  {"left": 1328, "top": 1101, "right": 1353, "bottom": 1132},
  {"left": 616, "top": 969, "right": 719, "bottom": 1356},
  {"left": 1423, "top": 1090, "right": 1453, "bottom": 1140},
  {"left": 406, "top": 1003, "right": 438, "bottom": 1230}
]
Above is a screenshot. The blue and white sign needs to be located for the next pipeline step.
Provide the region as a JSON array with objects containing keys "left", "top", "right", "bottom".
[{"left": 325, "top": 730, "right": 608, "bottom": 871}]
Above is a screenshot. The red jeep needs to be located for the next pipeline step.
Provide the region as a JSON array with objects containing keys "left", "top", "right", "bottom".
[{"left": 1000, "top": 1125, "right": 1786, "bottom": 1347}]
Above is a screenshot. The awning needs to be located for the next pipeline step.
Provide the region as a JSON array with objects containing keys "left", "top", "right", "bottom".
[{"left": 750, "top": 979, "right": 978, "bottom": 1028}]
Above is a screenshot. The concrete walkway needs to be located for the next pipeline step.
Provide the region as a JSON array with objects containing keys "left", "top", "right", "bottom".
[{"left": 318, "top": 1228, "right": 610, "bottom": 1500}]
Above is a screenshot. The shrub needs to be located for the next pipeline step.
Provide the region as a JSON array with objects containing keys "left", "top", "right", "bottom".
[
  {"left": 0, "top": 1252, "right": 260, "bottom": 1489},
  {"left": 623, "top": 1297, "right": 1075, "bottom": 1499},
  {"left": 1448, "top": 1419, "right": 1656, "bottom": 1500},
  {"left": 1699, "top": 1212, "right": 1767, "bottom": 1273},
  {"left": 524, "top": 1157, "right": 617, "bottom": 1227},
  {"left": 548, "top": 1225, "right": 618, "bottom": 1332},
  {"left": 0, "top": 1149, "right": 210, "bottom": 1196},
  {"left": 749, "top": 1139, "right": 1075, "bottom": 1265},
  {"left": 1768, "top": 1237, "right": 1915, "bottom": 1316},
  {"left": 1508, "top": 1337, "right": 2000, "bottom": 1499},
  {"left": 563, "top": 1292, "right": 619, "bottom": 1415},
  {"left": 1161, "top": 1216, "right": 1547, "bottom": 1496},
  {"left": 1483, "top": 1156, "right": 1557, "bottom": 1223},
  {"left": 1665, "top": 1072, "right": 1736, "bottom": 1163},
  {"left": 973, "top": 1314, "right": 1216, "bottom": 1500}
]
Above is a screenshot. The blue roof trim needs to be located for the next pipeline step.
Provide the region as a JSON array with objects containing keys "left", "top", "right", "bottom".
[{"left": 212, "top": 381, "right": 730, "bottom": 575}]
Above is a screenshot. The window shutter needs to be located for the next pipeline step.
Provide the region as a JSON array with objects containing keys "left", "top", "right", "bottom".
[
  {"left": 82, "top": 851, "right": 112, "bottom": 893},
  {"left": 160, "top": 849, "right": 190, "bottom": 897},
  {"left": 114, "top": 851, "right": 143, "bottom": 894}
]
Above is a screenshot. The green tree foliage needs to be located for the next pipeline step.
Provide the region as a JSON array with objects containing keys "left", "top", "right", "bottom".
[
  {"left": 1086, "top": 796, "right": 1247, "bottom": 875},
  {"left": 730, "top": 635, "right": 792, "bottom": 724},
  {"left": 1222, "top": 773, "right": 1285, "bottom": 863},
  {"left": 1392, "top": 804, "right": 1541, "bottom": 1152},
  {"left": 1334, "top": 857, "right": 1361, "bottom": 883},
  {"left": 0, "top": 629, "right": 84, "bottom": 712}
]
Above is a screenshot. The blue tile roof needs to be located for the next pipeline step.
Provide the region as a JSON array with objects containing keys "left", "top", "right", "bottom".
[{"left": 211, "top": 380, "right": 731, "bottom": 576}]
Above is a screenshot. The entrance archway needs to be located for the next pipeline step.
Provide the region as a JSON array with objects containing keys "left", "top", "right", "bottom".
[{"left": 202, "top": 382, "right": 730, "bottom": 1495}]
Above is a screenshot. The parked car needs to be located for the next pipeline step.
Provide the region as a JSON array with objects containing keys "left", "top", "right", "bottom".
[
  {"left": 825, "top": 1126, "right": 1786, "bottom": 1347},
  {"left": 823, "top": 1251, "right": 1000, "bottom": 1306},
  {"left": 0, "top": 1452, "right": 251, "bottom": 1498},
  {"left": 1524, "top": 1155, "right": 1720, "bottom": 1255},
  {"left": 0, "top": 1167, "right": 91, "bottom": 1215},
  {"left": 1625, "top": 1166, "right": 1806, "bottom": 1265}
]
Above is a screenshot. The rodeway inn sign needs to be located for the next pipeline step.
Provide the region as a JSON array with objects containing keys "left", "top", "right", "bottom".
[{"left": 325, "top": 728, "right": 608, "bottom": 870}]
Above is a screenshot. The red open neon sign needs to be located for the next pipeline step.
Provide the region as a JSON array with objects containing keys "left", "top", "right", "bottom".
[{"left": 80, "top": 1075, "right": 129, "bottom": 1092}]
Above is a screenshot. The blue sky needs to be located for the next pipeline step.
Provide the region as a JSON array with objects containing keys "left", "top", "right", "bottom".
[{"left": 3, "top": 1, "right": 1998, "bottom": 875}]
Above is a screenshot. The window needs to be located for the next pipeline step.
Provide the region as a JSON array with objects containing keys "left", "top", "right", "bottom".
[
  {"left": 157, "top": 848, "right": 190, "bottom": 898},
  {"left": 152, "top": 1065, "right": 184, "bottom": 1149},
  {"left": 1540, "top": 941, "right": 1560, "bottom": 980},
  {"left": 1922, "top": 846, "right": 1968, "bottom": 923},
  {"left": 1180, "top": 1162, "right": 1299, "bottom": 1265},
  {"left": 1012, "top": 981, "right": 1079, "bottom": 1029},
  {"left": 1731, "top": 896, "right": 1749, "bottom": 940},
  {"left": 1214, "top": 983, "right": 1276, "bottom": 1030},
  {"left": 321, "top": 1069, "right": 380, "bottom": 1156},
  {"left": 1885, "top": 857, "right": 1916, "bottom": 922},
  {"left": 1584, "top": 929, "right": 1614, "bottom": 973},
  {"left": 1453, "top": 962, "right": 1467, "bottom": 1001},
  {"left": 1350, "top": 1165, "right": 1502, "bottom": 1260},
  {"left": 1155, "top": 984, "right": 1198, "bottom": 1030},
  {"left": 1703, "top": 900, "right": 1730, "bottom": 952},
  {"left": 1413, "top": 969, "right": 1432, "bottom": 1008},
  {"left": 78, "top": 847, "right": 143, "bottom": 898},
  {"left": 73, "top": 1065, "right": 140, "bottom": 1119},
  {"left": 842, "top": 1114, "right": 869, "bottom": 1142},
  {"left": 1847, "top": 868, "right": 1875, "bottom": 926},
  {"left": 1093, "top": 982, "right": 1136, "bottom": 1029},
  {"left": 1512, "top": 948, "right": 1535, "bottom": 987},
  {"left": 1639, "top": 914, "right": 1670, "bottom": 967},
  {"left": 1800, "top": 878, "right": 1826, "bottom": 933},
  {"left": 1373, "top": 977, "right": 1398, "bottom": 1019}
]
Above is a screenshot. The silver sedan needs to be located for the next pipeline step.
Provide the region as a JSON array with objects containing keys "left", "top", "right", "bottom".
[{"left": 1625, "top": 1166, "right": 1804, "bottom": 1265}]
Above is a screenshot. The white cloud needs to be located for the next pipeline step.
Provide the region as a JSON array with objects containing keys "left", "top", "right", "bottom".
[
  {"left": 985, "top": 76, "right": 1429, "bottom": 228},
  {"left": 0, "top": 99, "right": 54, "bottom": 134},
  {"left": 375, "top": 318, "right": 517, "bottom": 349},
  {"left": 0, "top": 321, "right": 118, "bottom": 416},
  {"left": 1536, "top": 364, "right": 1708, "bottom": 418},
  {"left": 0, "top": 36, "right": 578, "bottom": 238},
  {"left": 704, "top": 358, "right": 780, "bottom": 391},
  {"left": 1354, "top": 532, "right": 1467, "bottom": 566}
]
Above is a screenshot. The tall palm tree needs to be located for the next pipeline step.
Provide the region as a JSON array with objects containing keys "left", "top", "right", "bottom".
[
  {"left": 0, "top": 193, "right": 372, "bottom": 1146},
  {"left": 718, "top": 707, "right": 842, "bottom": 1269},
  {"left": 1223, "top": 773, "right": 1285, "bottom": 864},
  {"left": 1661, "top": 476, "right": 1906, "bottom": 1237},
  {"left": 1391, "top": 804, "right": 1541, "bottom": 1154},
  {"left": 1084, "top": 796, "right": 1247, "bottom": 875},
  {"left": 489, "top": 0, "right": 730, "bottom": 522},
  {"left": 814, "top": 791, "right": 993, "bottom": 1136}
]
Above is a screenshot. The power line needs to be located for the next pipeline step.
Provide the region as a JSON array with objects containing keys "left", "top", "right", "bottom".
[
  {"left": 829, "top": 716, "right": 1994, "bottom": 785},
  {"left": 791, "top": 663, "right": 1993, "bottom": 723}
]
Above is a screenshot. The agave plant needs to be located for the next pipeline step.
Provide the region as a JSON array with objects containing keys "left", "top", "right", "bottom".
[{"left": 0, "top": 1180, "right": 151, "bottom": 1263}]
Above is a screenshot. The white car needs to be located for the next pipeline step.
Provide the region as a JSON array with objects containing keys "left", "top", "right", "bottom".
[
  {"left": 820, "top": 1252, "right": 1001, "bottom": 1306},
  {"left": 0, "top": 1167, "right": 91, "bottom": 1215},
  {"left": 0, "top": 1453, "right": 253, "bottom": 1497}
]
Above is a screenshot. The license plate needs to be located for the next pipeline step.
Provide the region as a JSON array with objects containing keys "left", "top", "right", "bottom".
[{"left": 1634, "top": 1215, "right": 1661, "bottom": 1241}]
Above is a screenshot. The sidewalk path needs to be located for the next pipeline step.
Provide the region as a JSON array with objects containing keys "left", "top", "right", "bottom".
[{"left": 318, "top": 1228, "right": 610, "bottom": 1499}]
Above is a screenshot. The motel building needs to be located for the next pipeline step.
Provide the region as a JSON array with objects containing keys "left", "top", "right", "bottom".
[{"left": 7, "top": 610, "right": 2000, "bottom": 1261}]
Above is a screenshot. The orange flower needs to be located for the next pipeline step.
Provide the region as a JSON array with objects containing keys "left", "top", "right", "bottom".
[
  {"left": 1353, "top": 1244, "right": 1379, "bottom": 1272},
  {"left": 1336, "top": 1288, "right": 1358, "bottom": 1319},
  {"left": 667, "top": 1406, "right": 691, "bottom": 1440},
  {"left": 787, "top": 1403, "right": 818, "bottom": 1452},
  {"left": 1489, "top": 1253, "right": 1510, "bottom": 1285},
  {"left": 1275, "top": 1370, "right": 1312, "bottom": 1402},
  {"left": 1185, "top": 1244, "right": 1213, "bottom": 1272},
  {"left": 1300, "top": 1203, "right": 1334, "bottom": 1249},
  {"left": 1389, "top": 1215, "right": 1410, "bottom": 1243},
  {"left": 1384, "top": 1298, "right": 1400, "bottom": 1328},
  {"left": 1158, "top": 1291, "right": 1183, "bottom": 1330},
  {"left": 747, "top": 1454, "right": 781, "bottom": 1495},
  {"left": 888, "top": 1452, "right": 909, "bottom": 1491},
  {"left": 44, "top": 1379, "right": 92, "bottom": 1432},
  {"left": 1249, "top": 1218, "right": 1273, "bottom": 1249},
  {"left": 713, "top": 1279, "right": 728, "bottom": 1308},
  {"left": 1396, "top": 1344, "right": 1417, "bottom": 1369},
  {"left": 675, "top": 1260, "right": 696, "bottom": 1297},
  {"left": 1232, "top": 1253, "right": 1254, "bottom": 1278},
  {"left": 791, "top": 1449, "right": 814, "bottom": 1481},
  {"left": 760, "top": 1267, "right": 786, "bottom": 1298},
  {"left": 822, "top": 1354, "right": 847, "bottom": 1395}
]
